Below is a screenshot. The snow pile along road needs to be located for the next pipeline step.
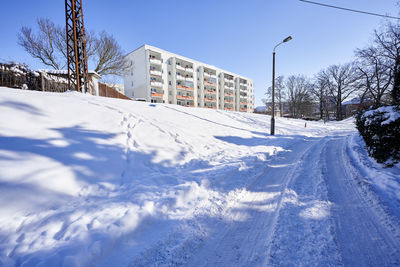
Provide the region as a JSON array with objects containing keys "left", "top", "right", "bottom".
[{"left": 0, "top": 87, "right": 399, "bottom": 266}]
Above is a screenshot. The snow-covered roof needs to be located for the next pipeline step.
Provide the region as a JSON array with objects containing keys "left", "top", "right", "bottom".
[{"left": 39, "top": 69, "right": 101, "bottom": 78}]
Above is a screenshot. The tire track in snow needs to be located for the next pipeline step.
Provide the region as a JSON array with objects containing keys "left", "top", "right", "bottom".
[
  {"left": 185, "top": 137, "right": 324, "bottom": 266},
  {"left": 323, "top": 136, "right": 400, "bottom": 266},
  {"left": 266, "top": 136, "right": 341, "bottom": 266}
]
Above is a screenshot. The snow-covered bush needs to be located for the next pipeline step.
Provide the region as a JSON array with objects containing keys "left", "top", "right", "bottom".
[{"left": 356, "top": 106, "right": 400, "bottom": 166}]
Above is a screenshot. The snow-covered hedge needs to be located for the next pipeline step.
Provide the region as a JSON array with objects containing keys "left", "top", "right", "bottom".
[{"left": 356, "top": 106, "right": 400, "bottom": 166}]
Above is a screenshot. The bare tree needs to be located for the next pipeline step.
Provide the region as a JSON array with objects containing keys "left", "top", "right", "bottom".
[
  {"left": 312, "top": 72, "right": 329, "bottom": 119},
  {"left": 342, "top": 22, "right": 400, "bottom": 108},
  {"left": 320, "top": 63, "right": 360, "bottom": 120},
  {"left": 18, "top": 18, "right": 64, "bottom": 70},
  {"left": 18, "top": 18, "right": 126, "bottom": 77},
  {"left": 266, "top": 76, "right": 286, "bottom": 116},
  {"left": 92, "top": 31, "right": 126, "bottom": 76},
  {"left": 356, "top": 46, "right": 393, "bottom": 106},
  {"left": 286, "top": 75, "right": 312, "bottom": 118}
]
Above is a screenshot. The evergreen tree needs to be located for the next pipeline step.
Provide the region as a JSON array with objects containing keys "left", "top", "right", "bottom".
[{"left": 392, "top": 56, "right": 400, "bottom": 106}]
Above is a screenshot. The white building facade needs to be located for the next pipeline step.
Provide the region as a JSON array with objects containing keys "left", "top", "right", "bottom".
[{"left": 124, "top": 45, "right": 254, "bottom": 112}]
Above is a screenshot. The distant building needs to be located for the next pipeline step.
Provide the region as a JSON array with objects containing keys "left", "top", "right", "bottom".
[
  {"left": 342, "top": 97, "right": 373, "bottom": 118},
  {"left": 123, "top": 45, "right": 254, "bottom": 112}
]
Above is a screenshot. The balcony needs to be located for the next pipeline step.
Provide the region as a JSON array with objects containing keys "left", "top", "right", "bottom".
[
  {"left": 240, "top": 101, "right": 247, "bottom": 104},
  {"left": 224, "top": 107, "right": 234, "bottom": 111},
  {"left": 224, "top": 92, "right": 234, "bottom": 96},
  {"left": 205, "top": 106, "right": 217, "bottom": 109},
  {"left": 176, "top": 65, "right": 193, "bottom": 72},
  {"left": 150, "top": 81, "right": 163, "bottom": 87},
  {"left": 150, "top": 69, "right": 162, "bottom": 76},
  {"left": 177, "top": 75, "right": 194, "bottom": 82},
  {"left": 149, "top": 58, "right": 162, "bottom": 65},
  {"left": 204, "top": 81, "right": 216, "bottom": 87},
  {"left": 151, "top": 92, "right": 163, "bottom": 98},
  {"left": 224, "top": 100, "right": 233, "bottom": 103},
  {"left": 177, "top": 95, "right": 194, "bottom": 100},
  {"left": 240, "top": 108, "right": 247, "bottom": 112},
  {"left": 224, "top": 78, "right": 234, "bottom": 84},
  {"left": 177, "top": 84, "right": 194, "bottom": 91},
  {"left": 204, "top": 89, "right": 216, "bottom": 94},
  {"left": 205, "top": 98, "right": 216, "bottom": 102}
]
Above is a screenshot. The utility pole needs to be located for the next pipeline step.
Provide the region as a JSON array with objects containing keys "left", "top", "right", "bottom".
[{"left": 65, "top": 0, "right": 89, "bottom": 93}]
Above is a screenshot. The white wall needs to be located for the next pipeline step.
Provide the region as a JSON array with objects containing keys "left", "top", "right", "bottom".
[{"left": 124, "top": 46, "right": 148, "bottom": 100}]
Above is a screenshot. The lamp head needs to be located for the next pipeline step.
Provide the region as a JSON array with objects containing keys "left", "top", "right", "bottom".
[{"left": 283, "top": 36, "right": 293, "bottom": 43}]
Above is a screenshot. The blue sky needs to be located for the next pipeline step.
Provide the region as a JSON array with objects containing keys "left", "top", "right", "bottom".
[{"left": 0, "top": 0, "right": 398, "bottom": 106}]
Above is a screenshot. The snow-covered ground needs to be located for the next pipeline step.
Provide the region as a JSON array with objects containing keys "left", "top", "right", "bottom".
[{"left": 0, "top": 87, "right": 399, "bottom": 266}]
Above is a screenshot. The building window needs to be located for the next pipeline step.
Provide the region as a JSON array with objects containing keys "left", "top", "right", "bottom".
[
  {"left": 168, "top": 71, "right": 171, "bottom": 75},
  {"left": 131, "top": 82, "right": 133, "bottom": 86},
  {"left": 169, "top": 81, "right": 172, "bottom": 85}
]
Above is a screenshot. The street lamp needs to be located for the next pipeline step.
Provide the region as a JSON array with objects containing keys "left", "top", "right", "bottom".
[{"left": 271, "top": 35, "right": 292, "bottom": 135}]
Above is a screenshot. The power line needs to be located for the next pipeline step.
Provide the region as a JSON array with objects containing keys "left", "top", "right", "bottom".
[{"left": 299, "top": 0, "right": 400, "bottom": 20}]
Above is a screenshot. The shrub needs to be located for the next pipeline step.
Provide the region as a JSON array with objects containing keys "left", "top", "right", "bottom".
[{"left": 356, "top": 106, "right": 400, "bottom": 166}]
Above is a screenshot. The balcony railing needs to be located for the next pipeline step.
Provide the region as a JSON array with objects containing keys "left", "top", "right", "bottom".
[
  {"left": 204, "top": 81, "right": 216, "bottom": 86},
  {"left": 177, "top": 75, "right": 193, "bottom": 81},
  {"left": 204, "top": 72, "right": 216, "bottom": 78},
  {"left": 151, "top": 92, "right": 163, "bottom": 98},
  {"left": 176, "top": 65, "right": 193, "bottom": 72},
  {"left": 150, "top": 69, "right": 162, "bottom": 76},
  {"left": 150, "top": 81, "right": 163, "bottom": 87},
  {"left": 224, "top": 100, "right": 233, "bottom": 103},
  {"left": 177, "top": 95, "right": 194, "bottom": 100},
  {"left": 224, "top": 78, "right": 234, "bottom": 83},
  {"left": 149, "top": 58, "right": 162, "bottom": 65},
  {"left": 224, "top": 107, "right": 234, "bottom": 111},
  {"left": 204, "top": 89, "right": 216, "bottom": 94},
  {"left": 177, "top": 84, "right": 194, "bottom": 91},
  {"left": 224, "top": 92, "right": 234, "bottom": 96},
  {"left": 240, "top": 108, "right": 247, "bottom": 111},
  {"left": 205, "top": 98, "right": 216, "bottom": 102},
  {"left": 205, "top": 106, "right": 217, "bottom": 109}
]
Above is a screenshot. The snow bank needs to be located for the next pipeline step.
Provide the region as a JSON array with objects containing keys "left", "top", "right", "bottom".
[{"left": 0, "top": 87, "right": 356, "bottom": 266}]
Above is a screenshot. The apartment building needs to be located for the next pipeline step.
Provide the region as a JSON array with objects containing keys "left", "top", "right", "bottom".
[{"left": 124, "top": 45, "right": 254, "bottom": 112}]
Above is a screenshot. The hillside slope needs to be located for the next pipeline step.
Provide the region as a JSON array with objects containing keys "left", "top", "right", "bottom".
[{"left": 0, "top": 87, "right": 399, "bottom": 266}]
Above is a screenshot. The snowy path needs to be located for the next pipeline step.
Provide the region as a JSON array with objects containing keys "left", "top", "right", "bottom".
[
  {"left": 323, "top": 136, "right": 400, "bottom": 266},
  {"left": 185, "top": 137, "right": 323, "bottom": 266},
  {"left": 184, "top": 134, "right": 400, "bottom": 266}
]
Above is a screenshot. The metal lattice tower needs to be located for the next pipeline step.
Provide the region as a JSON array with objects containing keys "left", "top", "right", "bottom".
[{"left": 65, "top": 0, "right": 89, "bottom": 93}]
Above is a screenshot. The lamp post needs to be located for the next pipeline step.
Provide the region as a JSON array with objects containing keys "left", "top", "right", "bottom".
[{"left": 271, "top": 36, "right": 292, "bottom": 135}]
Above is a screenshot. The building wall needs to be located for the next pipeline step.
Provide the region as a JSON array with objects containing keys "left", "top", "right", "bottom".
[
  {"left": 124, "top": 46, "right": 148, "bottom": 100},
  {"left": 124, "top": 45, "right": 255, "bottom": 112}
]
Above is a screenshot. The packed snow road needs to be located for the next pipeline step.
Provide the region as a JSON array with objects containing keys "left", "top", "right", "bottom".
[
  {"left": 180, "top": 134, "right": 400, "bottom": 266},
  {"left": 0, "top": 88, "right": 399, "bottom": 266}
]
